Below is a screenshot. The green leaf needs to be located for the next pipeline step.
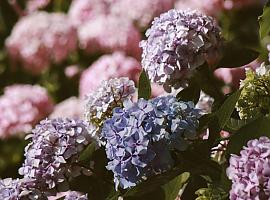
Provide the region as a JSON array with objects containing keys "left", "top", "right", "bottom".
[
  {"left": 227, "top": 117, "right": 270, "bottom": 155},
  {"left": 161, "top": 172, "right": 190, "bottom": 200},
  {"left": 138, "top": 70, "right": 151, "bottom": 100},
  {"left": 217, "top": 42, "right": 259, "bottom": 68},
  {"left": 176, "top": 82, "right": 200, "bottom": 103},
  {"left": 79, "top": 143, "right": 96, "bottom": 164},
  {"left": 225, "top": 118, "right": 252, "bottom": 133},
  {"left": 214, "top": 90, "right": 241, "bottom": 130},
  {"left": 259, "top": 1, "right": 270, "bottom": 40},
  {"left": 123, "top": 168, "right": 184, "bottom": 197}
]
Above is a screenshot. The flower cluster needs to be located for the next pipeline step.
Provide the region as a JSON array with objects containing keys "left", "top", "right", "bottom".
[
  {"left": 111, "top": 0, "right": 175, "bottom": 29},
  {"left": 236, "top": 63, "right": 270, "bottom": 120},
  {"left": 0, "top": 178, "right": 47, "bottom": 200},
  {"left": 6, "top": 12, "right": 77, "bottom": 74},
  {"left": 19, "top": 118, "right": 95, "bottom": 193},
  {"left": 140, "top": 9, "right": 222, "bottom": 92},
  {"left": 84, "top": 77, "right": 136, "bottom": 130},
  {"left": 78, "top": 16, "right": 141, "bottom": 59},
  {"left": 227, "top": 137, "right": 270, "bottom": 199},
  {"left": 68, "top": 0, "right": 113, "bottom": 26},
  {"left": 79, "top": 52, "right": 141, "bottom": 97},
  {"left": 68, "top": 0, "right": 175, "bottom": 30},
  {"left": 0, "top": 84, "right": 53, "bottom": 139},
  {"left": 102, "top": 96, "right": 200, "bottom": 189},
  {"left": 49, "top": 97, "right": 84, "bottom": 119}
]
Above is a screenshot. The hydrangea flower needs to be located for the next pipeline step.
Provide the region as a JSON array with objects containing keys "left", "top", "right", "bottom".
[
  {"left": 236, "top": 63, "right": 270, "bottom": 120},
  {"left": 68, "top": 0, "right": 175, "bottom": 30},
  {"left": 0, "top": 84, "right": 53, "bottom": 139},
  {"left": 110, "top": 0, "right": 175, "bottom": 29},
  {"left": 102, "top": 96, "right": 200, "bottom": 189},
  {"left": 68, "top": 0, "right": 113, "bottom": 26},
  {"left": 140, "top": 9, "right": 222, "bottom": 92},
  {"left": 79, "top": 52, "right": 141, "bottom": 97},
  {"left": 0, "top": 178, "right": 47, "bottom": 200},
  {"left": 49, "top": 97, "right": 83, "bottom": 119},
  {"left": 5, "top": 12, "right": 77, "bottom": 74},
  {"left": 227, "top": 137, "right": 270, "bottom": 199},
  {"left": 78, "top": 16, "right": 141, "bottom": 59},
  {"left": 84, "top": 77, "right": 136, "bottom": 130},
  {"left": 19, "top": 118, "right": 95, "bottom": 193}
]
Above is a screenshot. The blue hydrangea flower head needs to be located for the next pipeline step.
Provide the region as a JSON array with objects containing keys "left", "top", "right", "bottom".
[{"left": 102, "top": 95, "right": 201, "bottom": 189}]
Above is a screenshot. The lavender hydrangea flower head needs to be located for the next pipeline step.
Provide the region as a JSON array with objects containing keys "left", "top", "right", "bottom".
[
  {"left": 140, "top": 9, "right": 222, "bottom": 92},
  {"left": 0, "top": 178, "right": 47, "bottom": 200},
  {"left": 19, "top": 118, "right": 95, "bottom": 193},
  {"left": 102, "top": 95, "right": 200, "bottom": 189},
  {"left": 84, "top": 77, "right": 136, "bottom": 130},
  {"left": 227, "top": 137, "right": 270, "bottom": 199}
]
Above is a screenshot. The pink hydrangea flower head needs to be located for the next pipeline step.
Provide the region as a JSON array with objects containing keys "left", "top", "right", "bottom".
[
  {"left": 227, "top": 137, "right": 270, "bottom": 199},
  {"left": 0, "top": 84, "right": 54, "bottom": 138},
  {"left": 175, "top": 0, "right": 207, "bottom": 14},
  {"left": 5, "top": 12, "right": 77, "bottom": 74},
  {"left": 111, "top": 0, "right": 175, "bottom": 29},
  {"left": 79, "top": 52, "right": 141, "bottom": 97},
  {"left": 78, "top": 15, "right": 141, "bottom": 59},
  {"left": 26, "top": 0, "right": 51, "bottom": 13},
  {"left": 49, "top": 97, "right": 83, "bottom": 119},
  {"left": 68, "top": 0, "right": 114, "bottom": 26}
]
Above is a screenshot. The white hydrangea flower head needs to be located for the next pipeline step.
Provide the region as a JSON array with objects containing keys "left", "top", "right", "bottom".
[{"left": 84, "top": 77, "right": 136, "bottom": 129}]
